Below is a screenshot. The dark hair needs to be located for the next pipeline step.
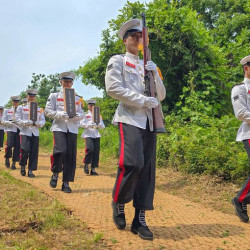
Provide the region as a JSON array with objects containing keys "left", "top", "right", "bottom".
[{"left": 123, "top": 29, "right": 142, "bottom": 40}]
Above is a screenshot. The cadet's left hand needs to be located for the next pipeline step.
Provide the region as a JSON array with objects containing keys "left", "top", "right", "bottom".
[
  {"left": 72, "top": 112, "right": 81, "bottom": 122},
  {"left": 97, "top": 123, "right": 103, "bottom": 129},
  {"left": 145, "top": 61, "right": 157, "bottom": 74},
  {"left": 35, "top": 121, "right": 41, "bottom": 127}
]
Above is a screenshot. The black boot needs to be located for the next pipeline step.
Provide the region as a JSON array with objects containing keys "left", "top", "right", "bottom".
[
  {"left": 28, "top": 170, "right": 35, "bottom": 178},
  {"left": 131, "top": 209, "right": 153, "bottom": 240},
  {"left": 61, "top": 182, "right": 72, "bottom": 193},
  {"left": 5, "top": 158, "right": 10, "bottom": 168},
  {"left": 231, "top": 197, "right": 249, "bottom": 223},
  {"left": 111, "top": 201, "right": 126, "bottom": 230},
  {"left": 84, "top": 164, "right": 89, "bottom": 175},
  {"left": 20, "top": 165, "right": 26, "bottom": 176},
  {"left": 50, "top": 173, "right": 58, "bottom": 188},
  {"left": 11, "top": 161, "right": 16, "bottom": 170},
  {"left": 90, "top": 167, "right": 98, "bottom": 176}
]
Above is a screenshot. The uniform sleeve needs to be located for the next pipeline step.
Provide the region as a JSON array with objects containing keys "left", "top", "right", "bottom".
[
  {"left": 45, "top": 93, "right": 57, "bottom": 119},
  {"left": 231, "top": 85, "right": 250, "bottom": 122},
  {"left": 76, "top": 99, "right": 85, "bottom": 119},
  {"left": 153, "top": 70, "right": 166, "bottom": 102},
  {"left": 105, "top": 55, "right": 147, "bottom": 108},
  {"left": 14, "top": 106, "right": 24, "bottom": 125},
  {"left": 2, "top": 109, "right": 8, "bottom": 123},
  {"left": 37, "top": 109, "right": 46, "bottom": 128},
  {"left": 99, "top": 116, "right": 105, "bottom": 129}
]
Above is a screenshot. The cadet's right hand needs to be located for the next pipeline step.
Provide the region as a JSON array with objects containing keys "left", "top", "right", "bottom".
[
  {"left": 24, "top": 120, "right": 34, "bottom": 126},
  {"left": 54, "top": 111, "right": 69, "bottom": 120},
  {"left": 4, "top": 121, "right": 13, "bottom": 127},
  {"left": 144, "top": 97, "right": 159, "bottom": 108}
]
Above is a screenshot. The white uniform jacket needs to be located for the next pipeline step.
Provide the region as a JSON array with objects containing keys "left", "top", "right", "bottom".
[
  {"left": 80, "top": 110, "right": 105, "bottom": 139},
  {"left": 2, "top": 107, "right": 19, "bottom": 132},
  {"left": 0, "top": 113, "right": 5, "bottom": 130},
  {"left": 15, "top": 104, "right": 45, "bottom": 137},
  {"left": 45, "top": 89, "right": 84, "bottom": 134},
  {"left": 231, "top": 78, "right": 250, "bottom": 141},
  {"left": 105, "top": 52, "right": 166, "bottom": 130}
]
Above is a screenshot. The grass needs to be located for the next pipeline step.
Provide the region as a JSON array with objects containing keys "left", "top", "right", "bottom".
[{"left": 0, "top": 170, "right": 105, "bottom": 249}]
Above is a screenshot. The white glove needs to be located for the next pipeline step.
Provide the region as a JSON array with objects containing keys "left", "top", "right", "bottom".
[
  {"left": 88, "top": 123, "right": 96, "bottom": 129},
  {"left": 145, "top": 61, "right": 157, "bottom": 74},
  {"left": 72, "top": 112, "right": 81, "bottom": 122},
  {"left": 23, "top": 120, "right": 34, "bottom": 126},
  {"left": 35, "top": 121, "right": 42, "bottom": 127},
  {"left": 4, "top": 121, "right": 13, "bottom": 127},
  {"left": 54, "top": 111, "right": 69, "bottom": 120},
  {"left": 97, "top": 123, "right": 103, "bottom": 129},
  {"left": 144, "top": 97, "right": 159, "bottom": 108}
]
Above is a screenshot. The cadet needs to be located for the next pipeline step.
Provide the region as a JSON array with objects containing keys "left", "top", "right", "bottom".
[
  {"left": 15, "top": 89, "right": 45, "bottom": 177},
  {"left": 2, "top": 96, "right": 21, "bottom": 169},
  {"left": 80, "top": 99, "right": 105, "bottom": 176},
  {"left": 21, "top": 98, "right": 28, "bottom": 105},
  {"left": 0, "top": 106, "right": 5, "bottom": 151},
  {"left": 45, "top": 72, "right": 84, "bottom": 193},
  {"left": 105, "top": 19, "right": 166, "bottom": 240},
  {"left": 231, "top": 55, "right": 250, "bottom": 223}
]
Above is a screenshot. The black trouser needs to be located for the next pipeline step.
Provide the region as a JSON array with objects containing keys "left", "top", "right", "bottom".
[
  {"left": 5, "top": 129, "right": 20, "bottom": 162},
  {"left": 83, "top": 137, "right": 100, "bottom": 168},
  {"left": 112, "top": 122, "right": 156, "bottom": 210},
  {"left": 19, "top": 134, "right": 39, "bottom": 171},
  {"left": 237, "top": 140, "right": 250, "bottom": 203},
  {"left": 50, "top": 131, "right": 77, "bottom": 182},
  {"left": 0, "top": 129, "right": 4, "bottom": 147}
]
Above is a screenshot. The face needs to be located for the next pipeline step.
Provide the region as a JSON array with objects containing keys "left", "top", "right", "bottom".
[
  {"left": 0, "top": 109, "right": 3, "bottom": 115},
  {"left": 123, "top": 32, "right": 142, "bottom": 55},
  {"left": 28, "top": 95, "right": 36, "bottom": 102},
  {"left": 244, "top": 65, "right": 250, "bottom": 79},
  {"left": 61, "top": 79, "right": 73, "bottom": 88},
  {"left": 12, "top": 101, "right": 19, "bottom": 107},
  {"left": 88, "top": 104, "right": 94, "bottom": 111}
]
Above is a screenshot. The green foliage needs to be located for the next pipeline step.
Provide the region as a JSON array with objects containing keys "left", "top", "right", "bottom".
[{"left": 157, "top": 114, "right": 250, "bottom": 182}]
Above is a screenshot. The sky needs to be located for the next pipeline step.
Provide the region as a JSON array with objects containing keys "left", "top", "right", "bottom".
[{"left": 0, "top": 0, "right": 150, "bottom": 105}]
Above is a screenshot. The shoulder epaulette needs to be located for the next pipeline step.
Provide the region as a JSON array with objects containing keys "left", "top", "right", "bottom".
[
  {"left": 232, "top": 81, "right": 244, "bottom": 89},
  {"left": 110, "top": 53, "right": 124, "bottom": 58}
]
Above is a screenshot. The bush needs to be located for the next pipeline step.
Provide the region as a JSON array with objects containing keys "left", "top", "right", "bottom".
[{"left": 157, "top": 114, "right": 250, "bottom": 182}]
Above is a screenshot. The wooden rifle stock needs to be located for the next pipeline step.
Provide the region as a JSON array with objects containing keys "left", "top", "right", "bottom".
[{"left": 141, "top": 13, "right": 166, "bottom": 133}]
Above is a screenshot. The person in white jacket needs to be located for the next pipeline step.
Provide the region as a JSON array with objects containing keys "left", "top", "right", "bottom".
[
  {"left": 231, "top": 55, "right": 250, "bottom": 223},
  {"left": 80, "top": 99, "right": 105, "bottom": 176},
  {"left": 0, "top": 106, "right": 5, "bottom": 151},
  {"left": 15, "top": 89, "right": 45, "bottom": 177},
  {"left": 105, "top": 19, "right": 166, "bottom": 240},
  {"left": 45, "top": 71, "right": 84, "bottom": 193},
  {"left": 2, "top": 96, "right": 21, "bottom": 169}
]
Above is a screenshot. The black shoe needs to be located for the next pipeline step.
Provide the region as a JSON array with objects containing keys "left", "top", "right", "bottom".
[
  {"left": 28, "top": 172, "right": 35, "bottom": 178},
  {"left": 90, "top": 170, "right": 99, "bottom": 176},
  {"left": 5, "top": 158, "right": 10, "bottom": 168},
  {"left": 50, "top": 175, "right": 58, "bottom": 188},
  {"left": 84, "top": 164, "right": 89, "bottom": 175},
  {"left": 20, "top": 166, "right": 26, "bottom": 176},
  {"left": 131, "top": 220, "right": 153, "bottom": 240},
  {"left": 232, "top": 197, "right": 249, "bottom": 223},
  {"left": 61, "top": 183, "right": 72, "bottom": 193},
  {"left": 11, "top": 162, "right": 16, "bottom": 170},
  {"left": 111, "top": 201, "right": 126, "bottom": 230}
]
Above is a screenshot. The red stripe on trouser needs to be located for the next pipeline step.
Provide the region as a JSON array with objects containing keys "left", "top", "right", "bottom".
[
  {"left": 19, "top": 135, "right": 22, "bottom": 160},
  {"left": 239, "top": 139, "right": 250, "bottom": 202},
  {"left": 114, "top": 123, "right": 125, "bottom": 203},
  {"left": 83, "top": 138, "right": 87, "bottom": 163},
  {"left": 50, "top": 133, "right": 55, "bottom": 170}
]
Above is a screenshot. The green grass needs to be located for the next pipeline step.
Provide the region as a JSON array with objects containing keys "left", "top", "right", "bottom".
[{"left": 0, "top": 169, "right": 105, "bottom": 249}]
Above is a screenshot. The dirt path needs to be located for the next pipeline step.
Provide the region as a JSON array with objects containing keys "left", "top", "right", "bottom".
[{"left": 1, "top": 151, "right": 250, "bottom": 250}]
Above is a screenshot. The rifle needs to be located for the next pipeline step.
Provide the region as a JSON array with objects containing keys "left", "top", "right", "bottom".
[{"left": 141, "top": 13, "right": 166, "bottom": 133}]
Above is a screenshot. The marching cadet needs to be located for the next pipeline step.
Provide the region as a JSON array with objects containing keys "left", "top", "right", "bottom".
[
  {"left": 2, "top": 96, "right": 21, "bottom": 169},
  {"left": 45, "top": 72, "right": 84, "bottom": 193},
  {"left": 0, "top": 106, "right": 5, "bottom": 151},
  {"left": 80, "top": 99, "right": 105, "bottom": 176},
  {"left": 21, "top": 98, "right": 28, "bottom": 105},
  {"left": 231, "top": 55, "right": 250, "bottom": 223},
  {"left": 105, "top": 19, "right": 166, "bottom": 240},
  {"left": 15, "top": 89, "right": 45, "bottom": 177}
]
